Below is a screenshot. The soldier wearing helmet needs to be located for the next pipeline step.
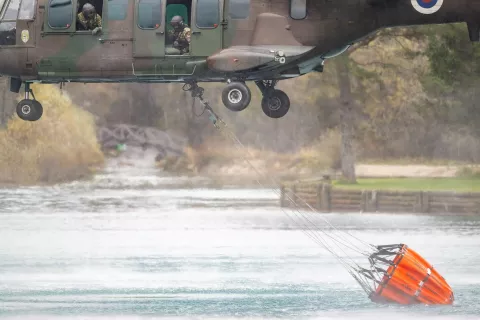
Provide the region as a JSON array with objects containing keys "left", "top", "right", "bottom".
[
  {"left": 77, "top": 3, "right": 102, "bottom": 35},
  {"left": 167, "top": 15, "right": 191, "bottom": 54}
]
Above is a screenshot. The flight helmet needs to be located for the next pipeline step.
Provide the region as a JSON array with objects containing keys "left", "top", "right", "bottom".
[
  {"left": 82, "top": 3, "right": 96, "bottom": 19},
  {"left": 170, "top": 15, "right": 184, "bottom": 31}
]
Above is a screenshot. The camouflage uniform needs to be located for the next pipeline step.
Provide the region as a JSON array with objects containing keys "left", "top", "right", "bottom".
[
  {"left": 168, "top": 26, "right": 191, "bottom": 54},
  {"left": 77, "top": 12, "right": 102, "bottom": 30}
]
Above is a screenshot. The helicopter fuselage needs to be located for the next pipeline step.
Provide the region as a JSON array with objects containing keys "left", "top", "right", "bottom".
[{"left": 0, "top": 0, "right": 479, "bottom": 120}]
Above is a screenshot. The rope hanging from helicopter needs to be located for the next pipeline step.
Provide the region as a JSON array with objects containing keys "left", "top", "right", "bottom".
[{"left": 183, "top": 81, "right": 381, "bottom": 295}]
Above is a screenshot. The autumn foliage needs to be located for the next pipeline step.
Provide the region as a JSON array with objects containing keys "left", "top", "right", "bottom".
[{"left": 0, "top": 83, "right": 104, "bottom": 185}]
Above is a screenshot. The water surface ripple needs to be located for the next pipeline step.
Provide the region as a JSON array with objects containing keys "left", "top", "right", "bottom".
[{"left": 1, "top": 166, "right": 479, "bottom": 319}]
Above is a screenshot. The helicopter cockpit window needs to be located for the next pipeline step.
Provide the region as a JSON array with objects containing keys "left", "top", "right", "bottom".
[
  {"left": 228, "top": 0, "right": 249, "bottom": 19},
  {"left": 3, "top": 0, "right": 20, "bottom": 20},
  {"left": 18, "top": 0, "right": 36, "bottom": 19},
  {"left": 48, "top": 0, "right": 73, "bottom": 28},
  {"left": 195, "top": 0, "right": 218, "bottom": 28},
  {"left": 0, "top": 0, "right": 35, "bottom": 21},
  {"left": 0, "top": 0, "right": 21, "bottom": 45},
  {"left": 108, "top": 0, "right": 128, "bottom": 20},
  {"left": 290, "top": 0, "right": 306, "bottom": 20},
  {"left": 0, "top": 21, "right": 15, "bottom": 45},
  {"left": 137, "top": 0, "right": 162, "bottom": 29}
]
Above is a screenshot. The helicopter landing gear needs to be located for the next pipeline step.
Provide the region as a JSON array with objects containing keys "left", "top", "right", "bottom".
[
  {"left": 221, "top": 81, "right": 251, "bottom": 112},
  {"left": 255, "top": 80, "right": 290, "bottom": 118},
  {"left": 16, "top": 82, "right": 43, "bottom": 121}
]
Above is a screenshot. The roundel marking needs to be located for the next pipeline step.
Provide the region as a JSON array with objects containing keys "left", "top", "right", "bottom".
[{"left": 411, "top": 0, "right": 443, "bottom": 14}]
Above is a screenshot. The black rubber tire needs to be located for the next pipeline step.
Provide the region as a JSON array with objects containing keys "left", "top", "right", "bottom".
[
  {"left": 221, "top": 82, "right": 251, "bottom": 112},
  {"left": 16, "top": 99, "right": 42, "bottom": 121},
  {"left": 32, "top": 100, "right": 43, "bottom": 121},
  {"left": 261, "top": 89, "right": 290, "bottom": 118}
]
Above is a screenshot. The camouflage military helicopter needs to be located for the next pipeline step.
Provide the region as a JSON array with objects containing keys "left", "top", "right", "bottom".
[{"left": 0, "top": 0, "right": 479, "bottom": 121}]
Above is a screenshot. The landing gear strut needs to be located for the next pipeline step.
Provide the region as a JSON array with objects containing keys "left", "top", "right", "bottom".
[
  {"left": 255, "top": 80, "right": 290, "bottom": 119},
  {"left": 16, "top": 82, "right": 43, "bottom": 121},
  {"left": 184, "top": 79, "right": 291, "bottom": 120},
  {"left": 221, "top": 81, "right": 251, "bottom": 112}
]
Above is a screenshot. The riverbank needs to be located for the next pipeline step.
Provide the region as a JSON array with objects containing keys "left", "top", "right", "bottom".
[
  {"left": 152, "top": 143, "right": 480, "bottom": 188},
  {"left": 97, "top": 139, "right": 480, "bottom": 193},
  {"left": 332, "top": 177, "right": 480, "bottom": 192},
  {"left": 281, "top": 180, "right": 480, "bottom": 214}
]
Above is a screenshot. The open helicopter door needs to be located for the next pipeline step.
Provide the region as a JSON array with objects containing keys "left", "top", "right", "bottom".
[
  {"left": 133, "top": 0, "right": 165, "bottom": 58},
  {"left": 190, "top": 0, "right": 224, "bottom": 56}
]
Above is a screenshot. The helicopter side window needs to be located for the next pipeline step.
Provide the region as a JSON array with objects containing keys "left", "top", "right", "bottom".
[
  {"left": 290, "top": 0, "right": 306, "bottom": 20},
  {"left": 195, "top": 0, "right": 218, "bottom": 28},
  {"left": 108, "top": 0, "right": 128, "bottom": 20},
  {"left": 137, "top": 0, "right": 162, "bottom": 29},
  {"left": 228, "top": 0, "right": 248, "bottom": 19},
  {"left": 48, "top": 0, "right": 73, "bottom": 28}
]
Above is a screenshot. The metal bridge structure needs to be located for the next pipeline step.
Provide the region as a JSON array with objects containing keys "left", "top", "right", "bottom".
[{"left": 97, "top": 124, "right": 187, "bottom": 156}]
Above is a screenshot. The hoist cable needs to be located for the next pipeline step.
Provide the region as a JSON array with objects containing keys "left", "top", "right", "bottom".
[
  {"left": 210, "top": 117, "right": 370, "bottom": 273},
  {"left": 219, "top": 124, "right": 375, "bottom": 257},
  {"left": 185, "top": 85, "right": 380, "bottom": 290},
  {"left": 223, "top": 126, "right": 375, "bottom": 253},
  {"left": 218, "top": 127, "right": 375, "bottom": 274}
]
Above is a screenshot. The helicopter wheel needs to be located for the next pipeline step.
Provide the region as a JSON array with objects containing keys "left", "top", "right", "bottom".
[
  {"left": 261, "top": 89, "right": 290, "bottom": 118},
  {"left": 221, "top": 82, "right": 251, "bottom": 112},
  {"left": 16, "top": 99, "right": 43, "bottom": 121}
]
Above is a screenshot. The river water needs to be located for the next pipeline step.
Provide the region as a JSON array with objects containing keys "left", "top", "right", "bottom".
[{"left": 1, "top": 159, "right": 479, "bottom": 319}]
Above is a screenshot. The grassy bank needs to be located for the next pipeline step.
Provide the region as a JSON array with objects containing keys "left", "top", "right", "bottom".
[
  {"left": 155, "top": 130, "right": 480, "bottom": 192},
  {"left": 332, "top": 178, "right": 480, "bottom": 192},
  {"left": 0, "top": 84, "right": 104, "bottom": 185}
]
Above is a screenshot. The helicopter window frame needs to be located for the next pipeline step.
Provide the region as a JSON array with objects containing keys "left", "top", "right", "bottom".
[
  {"left": 195, "top": 0, "right": 219, "bottom": 29},
  {"left": 228, "top": 0, "right": 248, "bottom": 20},
  {"left": 47, "top": 0, "right": 74, "bottom": 29},
  {"left": 0, "top": 0, "right": 7, "bottom": 17},
  {"left": 137, "top": 0, "right": 163, "bottom": 30},
  {"left": 289, "top": 0, "right": 306, "bottom": 20},
  {"left": 107, "top": 0, "right": 128, "bottom": 20}
]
